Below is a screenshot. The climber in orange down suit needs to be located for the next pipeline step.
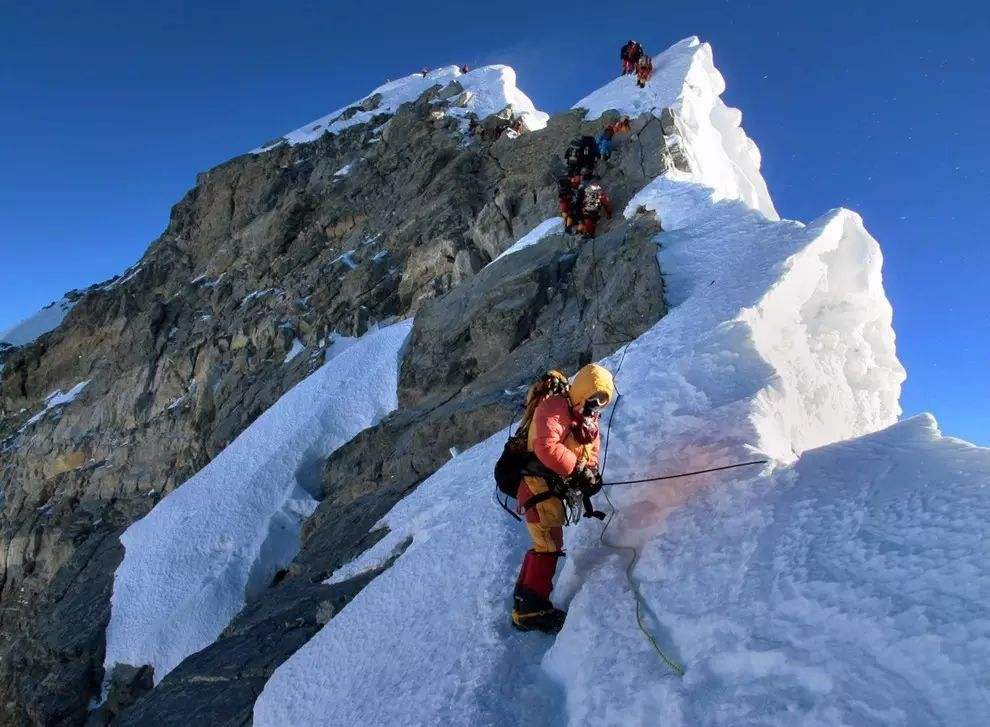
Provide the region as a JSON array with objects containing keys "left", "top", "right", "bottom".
[{"left": 512, "top": 364, "right": 615, "bottom": 633}]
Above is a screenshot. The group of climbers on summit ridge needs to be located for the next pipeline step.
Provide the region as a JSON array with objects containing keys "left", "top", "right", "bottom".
[
  {"left": 553, "top": 40, "right": 653, "bottom": 240},
  {"left": 557, "top": 116, "right": 629, "bottom": 239},
  {"left": 620, "top": 39, "right": 653, "bottom": 87}
]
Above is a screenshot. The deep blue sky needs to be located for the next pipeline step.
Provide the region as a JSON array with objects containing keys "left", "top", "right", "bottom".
[{"left": 1, "top": 1, "right": 986, "bottom": 443}]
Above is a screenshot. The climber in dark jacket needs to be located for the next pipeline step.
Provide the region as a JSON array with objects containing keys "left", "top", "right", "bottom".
[
  {"left": 564, "top": 135, "right": 601, "bottom": 177},
  {"left": 558, "top": 177, "right": 578, "bottom": 233},
  {"left": 620, "top": 40, "right": 644, "bottom": 75}
]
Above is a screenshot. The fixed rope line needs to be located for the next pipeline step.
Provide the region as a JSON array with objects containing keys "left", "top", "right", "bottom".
[
  {"left": 598, "top": 392, "right": 685, "bottom": 676},
  {"left": 599, "top": 485, "right": 686, "bottom": 677},
  {"left": 598, "top": 389, "right": 685, "bottom": 677},
  {"left": 604, "top": 459, "right": 769, "bottom": 487}
]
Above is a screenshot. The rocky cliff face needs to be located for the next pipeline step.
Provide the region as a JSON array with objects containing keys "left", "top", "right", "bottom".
[{"left": 0, "top": 72, "right": 682, "bottom": 725}]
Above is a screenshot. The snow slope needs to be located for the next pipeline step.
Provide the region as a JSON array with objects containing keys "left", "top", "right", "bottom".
[
  {"left": 252, "top": 194, "right": 910, "bottom": 726},
  {"left": 575, "top": 37, "right": 777, "bottom": 221},
  {"left": 250, "top": 38, "right": 969, "bottom": 727},
  {"left": 253, "top": 64, "right": 548, "bottom": 152},
  {"left": 21, "top": 380, "right": 90, "bottom": 429},
  {"left": 546, "top": 414, "right": 990, "bottom": 726},
  {"left": 488, "top": 217, "right": 563, "bottom": 266},
  {"left": 103, "top": 320, "right": 412, "bottom": 684},
  {"left": 0, "top": 296, "right": 75, "bottom": 347}
]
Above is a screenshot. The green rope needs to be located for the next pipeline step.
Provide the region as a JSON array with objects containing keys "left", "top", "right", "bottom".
[
  {"left": 598, "top": 486, "right": 685, "bottom": 677},
  {"left": 583, "top": 242, "right": 683, "bottom": 676}
]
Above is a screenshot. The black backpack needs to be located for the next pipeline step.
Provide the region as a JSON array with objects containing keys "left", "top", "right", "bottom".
[
  {"left": 494, "top": 371, "right": 570, "bottom": 519},
  {"left": 579, "top": 135, "right": 599, "bottom": 160}
]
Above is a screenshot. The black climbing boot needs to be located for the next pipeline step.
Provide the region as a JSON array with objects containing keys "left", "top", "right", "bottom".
[
  {"left": 512, "top": 579, "right": 566, "bottom": 633},
  {"left": 511, "top": 606, "right": 567, "bottom": 634}
]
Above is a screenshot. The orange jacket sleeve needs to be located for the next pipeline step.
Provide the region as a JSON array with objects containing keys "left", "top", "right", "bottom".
[
  {"left": 532, "top": 397, "right": 579, "bottom": 476},
  {"left": 602, "top": 193, "right": 613, "bottom": 218}
]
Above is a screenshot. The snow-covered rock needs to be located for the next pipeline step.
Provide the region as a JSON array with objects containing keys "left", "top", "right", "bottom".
[
  {"left": 0, "top": 296, "right": 76, "bottom": 347},
  {"left": 103, "top": 320, "right": 412, "bottom": 684},
  {"left": 20, "top": 379, "right": 90, "bottom": 429},
  {"left": 487, "top": 217, "right": 563, "bottom": 266},
  {"left": 253, "top": 64, "right": 548, "bottom": 153},
  {"left": 282, "top": 338, "right": 306, "bottom": 364},
  {"left": 575, "top": 37, "right": 777, "bottom": 220}
]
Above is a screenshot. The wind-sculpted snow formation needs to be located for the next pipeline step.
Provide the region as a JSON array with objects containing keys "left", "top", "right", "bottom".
[
  {"left": 254, "top": 38, "right": 985, "bottom": 727},
  {"left": 253, "top": 64, "right": 548, "bottom": 152},
  {"left": 575, "top": 37, "right": 777, "bottom": 221},
  {"left": 104, "top": 321, "right": 411, "bottom": 684}
]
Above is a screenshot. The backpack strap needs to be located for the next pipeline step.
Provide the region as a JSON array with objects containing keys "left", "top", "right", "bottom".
[
  {"left": 520, "top": 489, "right": 558, "bottom": 512},
  {"left": 497, "top": 490, "right": 522, "bottom": 521},
  {"left": 518, "top": 455, "right": 568, "bottom": 512}
]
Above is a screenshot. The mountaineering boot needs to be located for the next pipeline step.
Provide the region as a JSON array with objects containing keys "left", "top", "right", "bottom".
[
  {"left": 511, "top": 606, "right": 567, "bottom": 634},
  {"left": 512, "top": 572, "right": 566, "bottom": 633}
]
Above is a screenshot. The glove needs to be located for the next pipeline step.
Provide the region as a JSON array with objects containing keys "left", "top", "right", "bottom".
[
  {"left": 572, "top": 464, "right": 604, "bottom": 517},
  {"left": 573, "top": 464, "right": 605, "bottom": 519},
  {"left": 572, "top": 464, "right": 602, "bottom": 495}
]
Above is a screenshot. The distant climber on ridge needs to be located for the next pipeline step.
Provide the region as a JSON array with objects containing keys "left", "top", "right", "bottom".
[
  {"left": 596, "top": 116, "right": 632, "bottom": 159},
  {"left": 620, "top": 40, "right": 644, "bottom": 75},
  {"left": 506, "top": 365, "right": 615, "bottom": 633},
  {"left": 575, "top": 174, "right": 613, "bottom": 239},
  {"left": 635, "top": 54, "right": 653, "bottom": 88}
]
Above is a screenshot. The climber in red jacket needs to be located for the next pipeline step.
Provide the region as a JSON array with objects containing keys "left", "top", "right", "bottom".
[{"left": 635, "top": 54, "right": 653, "bottom": 88}]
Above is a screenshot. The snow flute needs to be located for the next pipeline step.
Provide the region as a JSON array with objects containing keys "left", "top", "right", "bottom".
[{"left": 603, "top": 459, "right": 769, "bottom": 487}]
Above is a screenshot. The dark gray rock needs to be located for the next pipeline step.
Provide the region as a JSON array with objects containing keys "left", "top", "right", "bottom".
[
  {"left": 0, "top": 529, "right": 122, "bottom": 726},
  {"left": 85, "top": 664, "right": 154, "bottom": 726},
  {"left": 113, "top": 546, "right": 404, "bottom": 727}
]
